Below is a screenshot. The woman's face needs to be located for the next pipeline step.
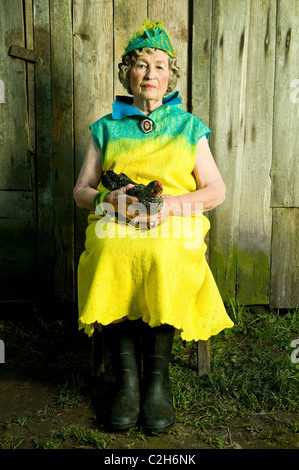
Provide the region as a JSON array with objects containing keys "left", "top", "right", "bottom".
[{"left": 129, "top": 49, "right": 170, "bottom": 105}]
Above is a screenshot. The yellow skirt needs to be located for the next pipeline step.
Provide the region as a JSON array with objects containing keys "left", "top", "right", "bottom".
[{"left": 77, "top": 213, "right": 233, "bottom": 341}]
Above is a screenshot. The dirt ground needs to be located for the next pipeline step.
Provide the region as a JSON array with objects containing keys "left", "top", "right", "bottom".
[{"left": 0, "top": 312, "right": 298, "bottom": 452}]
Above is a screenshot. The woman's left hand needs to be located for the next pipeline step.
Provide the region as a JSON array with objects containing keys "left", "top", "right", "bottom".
[{"left": 130, "top": 194, "right": 178, "bottom": 229}]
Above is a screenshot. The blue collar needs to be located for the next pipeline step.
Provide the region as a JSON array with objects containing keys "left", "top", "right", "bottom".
[{"left": 112, "top": 91, "right": 182, "bottom": 120}]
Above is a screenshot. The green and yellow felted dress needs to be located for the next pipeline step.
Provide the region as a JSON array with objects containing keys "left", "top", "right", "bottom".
[{"left": 77, "top": 92, "right": 233, "bottom": 341}]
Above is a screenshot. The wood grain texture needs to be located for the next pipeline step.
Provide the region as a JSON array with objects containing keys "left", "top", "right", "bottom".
[
  {"left": 73, "top": 0, "right": 114, "bottom": 263},
  {"left": 271, "top": 0, "right": 299, "bottom": 207},
  {"left": 191, "top": 0, "right": 212, "bottom": 124},
  {"left": 51, "top": 0, "right": 75, "bottom": 302},
  {"left": 271, "top": 208, "right": 299, "bottom": 308},
  {"left": 0, "top": 191, "right": 35, "bottom": 300},
  {"left": 209, "top": 0, "right": 274, "bottom": 305},
  {"left": 0, "top": 0, "right": 36, "bottom": 301},
  {"left": 148, "top": 0, "right": 189, "bottom": 109},
  {"left": 0, "top": 0, "right": 29, "bottom": 190},
  {"left": 34, "top": 0, "right": 55, "bottom": 301},
  {"left": 113, "top": 0, "right": 147, "bottom": 97}
]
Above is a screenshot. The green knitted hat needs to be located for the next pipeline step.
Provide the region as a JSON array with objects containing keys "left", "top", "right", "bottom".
[{"left": 122, "top": 19, "right": 177, "bottom": 58}]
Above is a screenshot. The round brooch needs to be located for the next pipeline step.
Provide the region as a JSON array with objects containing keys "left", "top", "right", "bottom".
[{"left": 140, "top": 118, "right": 154, "bottom": 134}]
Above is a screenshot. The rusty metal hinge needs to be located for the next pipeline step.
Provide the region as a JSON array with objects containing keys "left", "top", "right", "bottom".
[{"left": 8, "top": 45, "right": 41, "bottom": 63}]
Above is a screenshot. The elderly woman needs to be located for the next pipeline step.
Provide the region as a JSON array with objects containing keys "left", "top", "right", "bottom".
[{"left": 74, "top": 19, "right": 233, "bottom": 434}]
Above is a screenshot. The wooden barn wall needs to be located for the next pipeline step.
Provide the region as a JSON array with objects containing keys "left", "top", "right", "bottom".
[
  {"left": 0, "top": 0, "right": 298, "bottom": 310},
  {"left": 270, "top": 0, "right": 299, "bottom": 308}
]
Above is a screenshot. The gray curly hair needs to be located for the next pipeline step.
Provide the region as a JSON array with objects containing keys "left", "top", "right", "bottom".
[{"left": 118, "top": 47, "right": 180, "bottom": 96}]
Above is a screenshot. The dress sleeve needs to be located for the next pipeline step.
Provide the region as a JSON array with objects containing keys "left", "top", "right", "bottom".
[
  {"left": 196, "top": 118, "right": 211, "bottom": 141},
  {"left": 89, "top": 120, "right": 102, "bottom": 149}
]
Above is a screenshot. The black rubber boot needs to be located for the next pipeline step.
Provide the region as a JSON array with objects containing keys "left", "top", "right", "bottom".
[
  {"left": 104, "top": 320, "right": 141, "bottom": 431},
  {"left": 140, "top": 323, "right": 175, "bottom": 434}
]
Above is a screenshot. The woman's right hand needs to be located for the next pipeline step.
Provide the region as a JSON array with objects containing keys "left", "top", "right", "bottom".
[{"left": 103, "top": 184, "right": 140, "bottom": 220}]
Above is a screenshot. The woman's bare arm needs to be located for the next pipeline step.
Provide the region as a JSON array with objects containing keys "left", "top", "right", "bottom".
[
  {"left": 73, "top": 135, "right": 138, "bottom": 213},
  {"left": 73, "top": 136, "right": 103, "bottom": 211},
  {"left": 173, "top": 135, "right": 226, "bottom": 213}
]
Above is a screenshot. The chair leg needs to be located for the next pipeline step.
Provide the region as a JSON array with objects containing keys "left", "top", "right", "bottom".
[
  {"left": 197, "top": 339, "right": 210, "bottom": 376},
  {"left": 91, "top": 328, "right": 105, "bottom": 378}
]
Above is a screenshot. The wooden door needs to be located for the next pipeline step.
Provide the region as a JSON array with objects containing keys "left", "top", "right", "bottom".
[
  {"left": 1, "top": 0, "right": 75, "bottom": 308},
  {"left": 0, "top": 0, "right": 36, "bottom": 302}
]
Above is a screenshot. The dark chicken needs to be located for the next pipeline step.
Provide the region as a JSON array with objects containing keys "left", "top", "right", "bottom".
[{"left": 101, "top": 170, "right": 164, "bottom": 214}]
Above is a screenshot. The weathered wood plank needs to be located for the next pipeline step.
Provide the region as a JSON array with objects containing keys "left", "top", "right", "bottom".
[
  {"left": 0, "top": 0, "right": 30, "bottom": 190},
  {"left": 148, "top": 0, "right": 189, "bottom": 110},
  {"left": 191, "top": 0, "right": 212, "bottom": 124},
  {"left": 113, "top": 0, "right": 147, "bottom": 97},
  {"left": 0, "top": 191, "right": 35, "bottom": 253},
  {"left": 209, "top": 0, "right": 274, "bottom": 305},
  {"left": 191, "top": 0, "right": 212, "bottom": 248},
  {"left": 25, "top": 0, "right": 36, "bottom": 159},
  {"left": 0, "top": 1, "right": 36, "bottom": 302},
  {"left": 73, "top": 0, "right": 114, "bottom": 138},
  {"left": 0, "top": 217, "right": 34, "bottom": 247},
  {"left": 34, "top": 0, "right": 55, "bottom": 301},
  {"left": 271, "top": 0, "right": 299, "bottom": 208},
  {"left": 209, "top": 0, "right": 250, "bottom": 304},
  {"left": 235, "top": 0, "right": 274, "bottom": 304},
  {"left": 0, "top": 190, "right": 34, "bottom": 218},
  {"left": 270, "top": 208, "right": 299, "bottom": 308},
  {"left": 73, "top": 0, "right": 114, "bottom": 262},
  {"left": 8, "top": 45, "right": 39, "bottom": 62},
  {"left": 51, "top": 0, "right": 75, "bottom": 302},
  {"left": 0, "top": 191, "right": 35, "bottom": 300}
]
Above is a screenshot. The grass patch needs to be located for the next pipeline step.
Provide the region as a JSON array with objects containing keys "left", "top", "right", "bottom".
[
  {"left": 34, "top": 425, "right": 115, "bottom": 449},
  {"left": 56, "top": 375, "right": 89, "bottom": 407},
  {"left": 171, "top": 304, "right": 299, "bottom": 432},
  {"left": 0, "top": 432, "right": 24, "bottom": 449}
]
